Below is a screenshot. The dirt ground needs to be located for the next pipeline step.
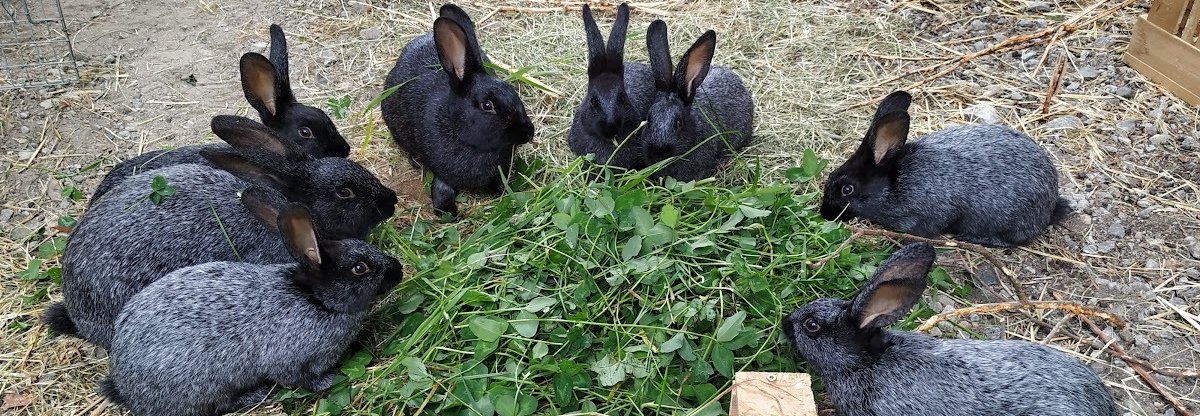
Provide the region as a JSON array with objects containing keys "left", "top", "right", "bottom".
[{"left": 1, "top": 0, "right": 1197, "bottom": 415}]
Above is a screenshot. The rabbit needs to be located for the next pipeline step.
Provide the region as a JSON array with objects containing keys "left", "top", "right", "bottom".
[
  {"left": 100, "top": 203, "right": 402, "bottom": 416},
  {"left": 89, "top": 24, "right": 350, "bottom": 204},
  {"left": 784, "top": 242, "right": 1118, "bottom": 416},
  {"left": 42, "top": 116, "right": 396, "bottom": 349},
  {"left": 380, "top": 4, "right": 535, "bottom": 216},
  {"left": 640, "top": 20, "right": 753, "bottom": 181},
  {"left": 567, "top": 3, "right": 655, "bottom": 170},
  {"left": 818, "top": 90, "right": 1071, "bottom": 247}
]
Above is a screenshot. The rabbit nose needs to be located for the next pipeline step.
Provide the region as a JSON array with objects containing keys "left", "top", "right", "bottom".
[
  {"left": 819, "top": 201, "right": 845, "bottom": 221},
  {"left": 508, "top": 120, "right": 534, "bottom": 144},
  {"left": 379, "top": 189, "right": 398, "bottom": 216}
]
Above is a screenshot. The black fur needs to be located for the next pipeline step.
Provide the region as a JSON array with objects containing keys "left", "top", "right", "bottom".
[
  {"left": 41, "top": 302, "right": 78, "bottom": 336},
  {"left": 380, "top": 4, "right": 534, "bottom": 216}
]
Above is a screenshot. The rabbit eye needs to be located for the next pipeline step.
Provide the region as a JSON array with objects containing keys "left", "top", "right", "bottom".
[
  {"left": 480, "top": 100, "right": 496, "bottom": 114},
  {"left": 351, "top": 262, "right": 371, "bottom": 276},
  {"left": 335, "top": 188, "right": 355, "bottom": 199},
  {"left": 299, "top": 127, "right": 314, "bottom": 139},
  {"left": 840, "top": 184, "right": 855, "bottom": 197},
  {"left": 802, "top": 318, "right": 820, "bottom": 333}
]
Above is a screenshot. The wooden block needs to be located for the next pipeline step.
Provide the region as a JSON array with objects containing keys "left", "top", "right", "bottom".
[
  {"left": 1124, "top": 15, "right": 1200, "bottom": 106},
  {"left": 729, "top": 372, "right": 819, "bottom": 416},
  {"left": 1147, "top": 0, "right": 1190, "bottom": 34}
]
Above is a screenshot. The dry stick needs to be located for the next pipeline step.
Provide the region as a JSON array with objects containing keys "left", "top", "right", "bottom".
[
  {"left": 1040, "top": 53, "right": 1067, "bottom": 114},
  {"left": 844, "top": 226, "right": 1031, "bottom": 304},
  {"left": 1053, "top": 293, "right": 1198, "bottom": 416},
  {"left": 853, "top": 0, "right": 1138, "bottom": 109},
  {"left": 917, "top": 300, "right": 1124, "bottom": 331}
]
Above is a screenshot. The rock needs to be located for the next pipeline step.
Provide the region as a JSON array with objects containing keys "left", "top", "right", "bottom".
[
  {"left": 19, "top": 126, "right": 30, "bottom": 134},
  {"left": 1095, "top": 240, "right": 1116, "bottom": 253},
  {"left": 1107, "top": 222, "right": 1126, "bottom": 238},
  {"left": 1094, "top": 37, "right": 1116, "bottom": 48},
  {"left": 1025, "top": 1, "right": 1053, "bottom": 12},
  {"left": 965, "top": 102, "right": 1000, "bottom": 124},
  {"left": 1116, "top": 119, "right": 1137, "bottom": 133},
  {"left": 251, "top": 41, "right": 268, "bottom": 54},
  {"left": 968, "top": 19, "right": 989, "bottom": 31},
  {"left": 318, "top": 49, "right": 339, "bottom": 66},
  {"left": 973, "top": 264, "right": 1000, "bottom": 285},
  {"left": 983, "top": 326, "right": 1003, "bottom": 339},
  {"left": 18, "top": 111, "right": 30, "bottom": 119},
  {"left": 39, "top": 99, "right": 53, "bottom": 109},
  {"left": 1114, "top": 86, "right": 1134, "bottom": 99},
  {"left": 1185, "top": 237, "right": 1200, "bottom": 260},
  {"left": 1079, "top": 66, "right": 1100, "bottom": 80},
  {"left": 360, "top": 27, "right": 383, "bottom": 40},
  {"left": 1183, "top": 137, "right": 1200, "bottom": 150},
  {"left": 0, "top": 209, "right": 12, "bottom": 223},
  {"left": 928, "top": 327, "right": 942, "bottom": 337},
  {"left": 1149, "top": 134, "right": 1171, "bottom": 146},
  {"left": 1044, "top": 115, "right": 1084, "bottom": 130}
]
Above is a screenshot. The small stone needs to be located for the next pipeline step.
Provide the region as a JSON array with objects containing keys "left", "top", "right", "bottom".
[
  {"left": 1149, "top": 134, "right": 1171, "bottom": 146},
  {"left": 968, "top": 19, "right": 989, "bottom": 31},
  {"left": 251, "top": 41, "right": 268, "bottom": 54},
  {"left": 1114, "top": 87, "right": 1134, "bottom": 99},
  {"left": 0, "top": 209, "right": 12, "bottom": 223},
  {"left": 1079, "top": 66, "right": 1100, "bottom": 80},
  {"left": 1107, "top": 222, "right": 1126, "bottom": 238},
  {"left": 1185, "top": 237, "right": 1200, "bottom": 260},
  {"left": 1145, "top": 259, "right": 1159, "bottom": 269},
  {"left": 973, "top": 264, "right": 1000, "bottom": 285},
  {"left": 19, "top": 126, "right": 30, "bottom": 134},
  {"left": 1095, "top": 240, "right": 1116, "bottom": 253},
  {"left": 39, "top": 99, "right": 53, "bottom": 109},
  {"left": 1094, "top": 37, "right": 1116, "bottom": 48},
  {"left": 965, "top": 102, "right": 1000, "bottom": 124},
  {"left": 1116, "top": 119, "right": 1137, "bottom": 133},
  {"left": 1044, "top": 115, "right": 1084, "bottom": 130},
  {"left": 1183, "top": 137, "right": 1199, "bottom": 150},
  {"left": 1025, "top": 1, "right": 1053, "bottom": 12},
  {"left": 360, "top": 27, "right": 383, "bottom": 41},
  {"left": 984, "top": 326, "right": 1003, "bottom": 339},
  {"left": 18, "top": 111, "right": 30, "bottom": 119},
  {"left": 928, "top": 327, "right": 943, "bottom": 337}
]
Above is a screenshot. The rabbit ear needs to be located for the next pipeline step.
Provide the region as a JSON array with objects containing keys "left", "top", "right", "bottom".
[
  {"left": 200, "top": 149, "right": 288, "bottom": 190},
  {"left": 240, "top": 187, "right": 283, "bottom": 233},
  {"left": 582, "top": 4, "right": 606, "bottom": 73},
  {"left": 867, "top": 112, "right": 910, "bottom": 165},
  {"left": 278, "top": 203, "right": 322, "bottom": 270},
  {"left": 433, "top": 17, "right": 484, "bottom": 92},
  {"left": 850, "top": 243, "right": 935, "bottom": 330},
  {"left": 647, "top": 20, "right": 673, "bottom": 91},
  {"left": 873, "top": 90, "right": 912, "bottom": 120},
  {"left": 673, "top": 30, "right": 715, "bottom": 105},
  {"left": 606, "top": 4, "right": 630, "bottom": 67},
  {"left": 439, "top": 3, "right": 476, "bottom": 31},
  {"left": 267, "top": 24, "right": 296, "bottom": 106},
  {"left": 240, "top": 53, "right": 283, "bottom": 121},
  {"left": 210, "top": 115, "right": 304, "bottom": 160}
]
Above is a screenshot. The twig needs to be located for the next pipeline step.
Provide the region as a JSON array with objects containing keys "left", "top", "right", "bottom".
[
  {"left": 1054, "top": 293, "right": 1197, "bottom": 415},
  {"left": 916, "top": 300, "right": 1124, "bottom": 332},
  {"left": 851, "top": 0, "right": 1138, "bottom": 109},
  {"left": 844, "top": 226, "right": 1030, "bottom": 304},
  {"left": 1040, "top": 53, "right": 1067, "bottom": 114}
]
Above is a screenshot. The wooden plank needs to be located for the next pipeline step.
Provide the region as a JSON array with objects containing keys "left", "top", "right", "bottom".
[
  {"left": 1184, "top": 1, "right": 1200, "bottom": 46},
  {"left": 729, "top": 372, "right": 819, "bottom": 416},
  {"left": 1147, "top": 0, "right": 1190, "bottom": 34},
  {"left": 1124, "top": 16, "right": 1200, "bottom": 106}
]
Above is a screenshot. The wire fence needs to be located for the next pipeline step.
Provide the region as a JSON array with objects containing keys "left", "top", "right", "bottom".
[{"left": 1, "top": 0, "right": 79, "bottom": 90}]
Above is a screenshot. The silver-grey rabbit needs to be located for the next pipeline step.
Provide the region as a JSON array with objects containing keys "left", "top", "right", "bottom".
[
  {"left": 784, "top": 242, "right": 1117, "bottom": 416},
  {"left": 819, "top": 90, "right": 1070, "bottom": 247},
  {"left": 641, "top": 20, "right": 753, "bottom": 180},
  {"left": 100, "top": 204, "right": 402, "bottom": 416},
  {"left": 43, "top": 116, "right": 396, "bottom": 349},
  {"left": 567, "top": 3, "right": 655, "bottom": 170}
]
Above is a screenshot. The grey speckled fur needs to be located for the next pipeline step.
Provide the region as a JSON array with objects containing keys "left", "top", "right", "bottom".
[
  {"left": 102, "top": 222, "right": 401, "bottom": 416},
  {"left": 53, "top": 134, "right": 396, "bottom": 348},
  {"left": 61, "top": 164, "right": 289, "bottom": 349},
  {"left": 820, "top": 91, "right": 1068, "bottom": 247},
  {"left": 642, "top": 21, "right": 753, "bottom": 181},
  {"left": 785, "top": 243, "right": 1116, "bottom": 416}
]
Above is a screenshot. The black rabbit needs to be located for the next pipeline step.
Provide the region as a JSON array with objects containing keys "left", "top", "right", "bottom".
[{"left": 381, "top": 4, "right": 535, "bottom": 216}]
